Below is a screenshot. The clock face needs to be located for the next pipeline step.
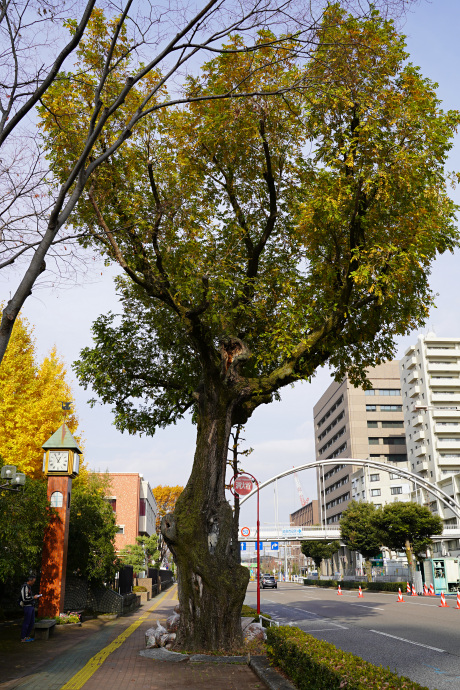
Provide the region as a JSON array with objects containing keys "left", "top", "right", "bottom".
[{"left": 48, "top": 451, "right": 69, "bottom": 472}]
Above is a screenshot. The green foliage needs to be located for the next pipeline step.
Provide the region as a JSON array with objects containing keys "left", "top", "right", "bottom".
[
  {"left": 119, "top": 534, "right": 160, "bottom": 573},
  {"left": 340, "top": 501, "right": 382, "bottom": 559},
  {"left": 266, "top": 625, "right": 430, "bottom": 689},
  {"left": 375, "top": 501, "right": 443, "bottom": 561},
  {"left": 366, "top": 581, "right": 407, "bottom": 592},
  {"left": 132, "top": 585, "right": 148, "bottom": 592},
  {"left": 38, "top": 9, "right": 460, "bottom": 436},
  {"left": 300, "top": 540, "right": 340, "bottom": 569},
  {"left": 0, "top": 456, "right": 51, "bottom": 581},
  {"left": 67, "top": 473, "right": 119, "bottom": 583},
  {"left": 302, "top": 579, "right": 407, "bottom": 592}
]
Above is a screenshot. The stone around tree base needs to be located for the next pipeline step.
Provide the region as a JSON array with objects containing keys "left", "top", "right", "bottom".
[
  {"left": 140, "top": 648, "right": 189, "bottom": 662},
  {"left": 249, "top": 656, "right": 297, "bottom": 690}
]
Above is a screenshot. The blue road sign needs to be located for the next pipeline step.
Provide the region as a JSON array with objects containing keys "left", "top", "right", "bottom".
[
  {"left": 255, "top": 542, "right": 264, "bottom": 551},
  {"left": 271, "top": 542, "right": 279, "bottom": 551},
  {"left": 240, "top": 542, "right": 246, "bottom": 551}
]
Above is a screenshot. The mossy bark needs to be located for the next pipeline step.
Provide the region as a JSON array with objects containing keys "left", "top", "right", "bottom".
[{"left": 161, "top": 379, "right": 249, "bottom": 651}]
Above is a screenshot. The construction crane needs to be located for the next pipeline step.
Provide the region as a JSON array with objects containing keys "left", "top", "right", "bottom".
[{"left": 293, "top": 469, "right": 309, "bottom": 507}]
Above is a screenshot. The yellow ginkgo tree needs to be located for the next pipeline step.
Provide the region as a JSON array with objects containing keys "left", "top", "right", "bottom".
[{"left": 0, "top": 314, "right": 80, "bottom": 478}]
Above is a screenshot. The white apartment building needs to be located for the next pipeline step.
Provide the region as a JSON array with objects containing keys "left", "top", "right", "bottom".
[
  {"left": 351, "top": 467, "right": 411, "bottom": 509},
  {"left": 400, "top": 335, "right": 460, "bottom": 556}
]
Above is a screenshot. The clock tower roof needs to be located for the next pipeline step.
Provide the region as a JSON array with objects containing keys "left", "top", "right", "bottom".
[{"left": 42, "top": 424, "right": 82, "bottom": 453}]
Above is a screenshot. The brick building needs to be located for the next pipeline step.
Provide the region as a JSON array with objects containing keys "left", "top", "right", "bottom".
[{"left": 100, "top": 473, "right": 158, "bottom": 551}]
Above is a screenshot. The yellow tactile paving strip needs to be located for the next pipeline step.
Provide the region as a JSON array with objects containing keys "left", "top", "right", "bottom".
[{"left": 61, "top": 585, "right": 177, "bottom": 689}]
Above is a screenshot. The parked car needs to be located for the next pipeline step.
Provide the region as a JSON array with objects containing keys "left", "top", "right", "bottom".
[{"left": 260, "top": 574, "right": 277, "bottom": 589}]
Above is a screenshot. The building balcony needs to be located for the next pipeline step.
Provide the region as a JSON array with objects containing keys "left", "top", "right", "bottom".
[
  {"left": 431, "top": 407, "right": 460, "bottom": 418},
  {"left": 412, "top": 415, "right": 424, "bottom": 427},
  {"left": 406, "top": 356, "right": 417, "bottom": 368},
  {"left": 426, "top": 348, "right": 459, "bottom": 357},
  {"left": 414, "top": 430, "right": 425, "bottom": 442},
  {"left": 437, "top": 455, "right": 460, "bottom": 468},
  {"left": 431, "top": 393, "right": 460, "bottom": 403},
  {"left": 428, "top": 362, "right": 460, "bottom": 372},
  {"left": 435, "top": 423, "right": 460, "bottom": 434},
  {"left": 410, "top": 386, "right": 421, "bottom": 398},
  {"left": 414, "top": 460, "right": 430, "bottom": 472},
  {"left": 436, "top": 439, "right": 460, "bottom": 450},
  {"left": 430, "top": 379, "right": 460, "bottom": 388},
  {"left": 408, "top": 370, "right": 419, "bottom": 383},
  {"left": 415, "top": 445, "right": 427, "bottom": 457}
]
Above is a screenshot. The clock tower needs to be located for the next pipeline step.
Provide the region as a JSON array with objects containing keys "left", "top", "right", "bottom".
[{"left": 38, "top": 423, "right": 82, "bottom": 618}]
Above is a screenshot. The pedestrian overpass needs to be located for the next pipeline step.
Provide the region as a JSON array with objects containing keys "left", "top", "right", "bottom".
[{"left": 238, "top": 458, "right": 460, "bottom": 542}]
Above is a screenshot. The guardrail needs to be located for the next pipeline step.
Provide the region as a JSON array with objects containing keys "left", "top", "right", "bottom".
[{"left": 259, "top": 614, "right": 279, "bottom": 628}]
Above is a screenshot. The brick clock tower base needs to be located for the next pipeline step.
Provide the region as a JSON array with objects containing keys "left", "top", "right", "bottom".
[
  {"left": 38, "top": 422, "right": 81, "bottom": 619},
  {"left": 38, "top": 475, "right": 72, "bottom": 618}
]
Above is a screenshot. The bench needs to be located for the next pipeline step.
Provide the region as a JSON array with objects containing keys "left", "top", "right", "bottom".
[{"left": 34, "top": 619, "right": 57, "bottom": 640}]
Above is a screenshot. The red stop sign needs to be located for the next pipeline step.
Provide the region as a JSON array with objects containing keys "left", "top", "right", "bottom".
[{"left": 234, "top": 475, "right": 253, "bottom": 496}]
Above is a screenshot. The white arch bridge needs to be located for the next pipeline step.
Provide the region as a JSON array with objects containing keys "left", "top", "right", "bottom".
[{"left": 238, "top": 459, "right": 460, "bottom": 542}]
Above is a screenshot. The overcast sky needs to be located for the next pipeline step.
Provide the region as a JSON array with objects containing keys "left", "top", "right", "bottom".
[{"left": 4, "top": 0, "right": 460, "bottom": 532}]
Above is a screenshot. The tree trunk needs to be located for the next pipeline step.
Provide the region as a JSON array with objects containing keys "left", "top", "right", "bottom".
[
  {"left": 161, "top": 385, "right": 249, "bottom": 651},
  {"left": 364, "top": 558, "right": 372, "bottom": 582},
  {"left": 405, "top": 539, "right": 416, "bottom": 582}
]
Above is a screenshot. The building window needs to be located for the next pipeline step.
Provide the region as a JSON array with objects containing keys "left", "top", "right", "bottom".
[
  {"left": 385, "top": 437, "right": 406, "bottom": 445},
  {"left": 382, "top": 421, "right": 404, "bottom": 428},
  {"left": 365, "top": 390, "right": 375, "bottom": 396},
  {"left": 389, "top": 473, "right": 399, "bottom": 479},
  {"left": 391, "top": 487, "right": 403, "bottom": 495},
  {"left": 317, "top": 395, "right": 344, "bottom": 428},
  {"left": 378, "top": 389, "right": 401, "bottom": 396},
  {"left": 106, "top": 498, "right": 116, "bottom": 512},
  {"left": 116, "top": 525, "right": 125, "bottom": 534},
  {"left": 381, "top": 405, "right": 402, "bottom": 411},
  {"left": 370, "top": 474, "right": 380, "bottom": 482},
  {"left": 374, "top": 504, "right": 382, "bottom": 509},
  {"left": 139, "top": 498, "right": 146, "bottom": 516},
  {"left": 367, "top": 421, "right": 378, "bottom": 428},
  {"left": 371, "top": 489, "right": 381, "bottom": 497},
  {"left": 369, "top": 438, "right": 380, "bottom": 445},
  {"left": 50, "top": 491, "right": 63, "bottom": 508},
  {"left": 366, "top": 405, "right": 377, "bottom": 412}
]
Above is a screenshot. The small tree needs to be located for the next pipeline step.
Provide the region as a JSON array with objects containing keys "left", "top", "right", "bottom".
[
  {"left": 301, "top": 540, "right": 340, "bottom": 574},
  {"left": 152, "top": 486, "right": 183, "bottom": 564},
  {"left": 119, "top": 535, "right": 160, "bottom": 574},
  {"left": 67, "top": 474, "right": 119, "bottom": 584},
  {"left": 375, "top": 502, "right": 443, "bottom": 581},
  {"left": 340, "top": 501, "right": 383, "bottom": 582}
]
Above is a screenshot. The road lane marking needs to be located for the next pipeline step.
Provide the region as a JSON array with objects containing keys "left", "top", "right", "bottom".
[
  {"left": 370, "top": 629, "right": 445, "bottom": 653},
  {"left": 61, "top": 585, "right": 178, "bottom": 689}
]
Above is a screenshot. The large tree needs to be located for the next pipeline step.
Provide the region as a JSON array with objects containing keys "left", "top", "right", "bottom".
[
  {"left": 41, "top": 8, "right": 458, "bottom": 650},
  {"left": 340, "top": 501, "right": 383, "bottom": 581},
  {"left": 0, "top": 313, "right": 79, "bottom": 478},
  {"left": 375, "top": 502, "right": 443, "bottom": 580}
]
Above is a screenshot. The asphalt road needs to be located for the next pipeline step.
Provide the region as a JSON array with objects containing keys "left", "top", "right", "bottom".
[{"left": 244, "top": 581, "right": 460, "bottom": 690}]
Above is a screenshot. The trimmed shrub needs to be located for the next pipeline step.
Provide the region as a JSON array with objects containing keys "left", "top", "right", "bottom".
[
  {"left": 266, "top": 626, "right": 429, "bottom": 689},
  {"left": 367, "top": 581, "right": 407, "bottom": 592},
  {"left": 133, "top": 585, "right": 148, "bottom": 593}
]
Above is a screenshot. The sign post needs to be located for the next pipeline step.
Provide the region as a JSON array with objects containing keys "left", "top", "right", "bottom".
[{"left": 231, "top": 472, "right": 260, "bottom": 615}]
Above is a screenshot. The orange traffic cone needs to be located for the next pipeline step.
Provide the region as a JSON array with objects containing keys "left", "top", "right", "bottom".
[
  {"left": 455, "top": 592, "right": 460, "bottom": 610},
  {"left": 358, "top": 586, "right": 364, "bottom": 598},
  {"left": 337, "top": 585, "right": 343, "bottom": 595},
  {"left": 423, "top": 584, "right": 428, "bottom": 596},
  {"left": 439, "top": 592, "right": 449, "bottom": 608},
  {"left": 411, "top": 585, "right": 418, "bottom": 597},
  {"left": 406, "top": 582, "right": 411, "bottom": 594},
  {"left": 397, "top": 588, "right": 404, "bottom": 603},
  {"left": 429, "top": 584, "right": 435, "bottom": 596}
]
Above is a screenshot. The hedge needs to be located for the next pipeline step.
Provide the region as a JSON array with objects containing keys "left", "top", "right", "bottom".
[
  {"left": 303, "top": 579, "right": 408, "bottom": 593},
  {"left": 266, "top": 626, "right": 429, "bottom": 690}
]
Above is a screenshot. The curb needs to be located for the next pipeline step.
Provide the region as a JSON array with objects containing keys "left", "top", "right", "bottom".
[{"left": 248, "top": 656, "right": 297, "bottom": 690}]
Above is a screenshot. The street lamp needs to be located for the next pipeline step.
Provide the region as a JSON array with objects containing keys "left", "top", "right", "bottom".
[{"left": 0, "top": 465, "right": 26, "bottom": 491}]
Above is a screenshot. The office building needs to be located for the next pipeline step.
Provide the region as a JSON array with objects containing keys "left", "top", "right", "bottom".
[{"left": 313, "top": 361, "right": 408, "bottom": 526}]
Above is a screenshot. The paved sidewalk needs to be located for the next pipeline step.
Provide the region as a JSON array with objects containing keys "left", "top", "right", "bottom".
[{"left": 1, "top": 585, "right": 265, "bottom": 690}]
